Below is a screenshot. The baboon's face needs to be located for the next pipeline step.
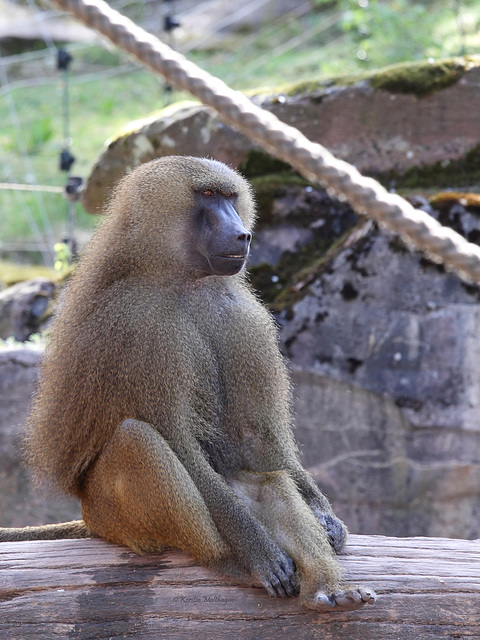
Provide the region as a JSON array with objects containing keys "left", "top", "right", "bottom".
[
  {"left": 114, "top": 156, "right": 255, "bottom": 279},
  {"left": 189, "top": 188, "right": 252, "bottom": 277}
]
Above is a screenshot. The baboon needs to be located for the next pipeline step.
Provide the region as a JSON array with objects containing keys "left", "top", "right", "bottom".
[{"left": 0, "top": 157, "right": 374, "bottom": 611}]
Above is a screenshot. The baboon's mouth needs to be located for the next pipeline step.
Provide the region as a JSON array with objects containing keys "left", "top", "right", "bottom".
[{"left": 221, "top": 254, "right": 247, "bottom": 259}]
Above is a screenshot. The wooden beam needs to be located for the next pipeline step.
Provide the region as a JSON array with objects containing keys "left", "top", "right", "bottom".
[{"left": 1, "top": 534, "right": 479, "bottom": 639}]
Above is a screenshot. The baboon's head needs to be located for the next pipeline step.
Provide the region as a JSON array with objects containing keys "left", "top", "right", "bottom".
[{"left": 106, "top": 156, "right": 256, "bottom": 279}]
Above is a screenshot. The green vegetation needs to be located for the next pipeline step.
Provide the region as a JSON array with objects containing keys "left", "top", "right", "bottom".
[
  {"left": 339, "top": 0, "right": 480, "bottom": 64},
  {"left": 0, "top": 61, "right": 178, "bottom": 247},
  {"left": 0, "top": 261, "right": 57, "bottom": 287},
  {"left": 368, "top": 56, "right": 478, "bottom": 96},
  {"left": 282, "top": 55, "right": 479, "bottom": 98},
  {"left": 2, "top": 0, "right": 480, "bottom": 262},
  {"left": 379, "top": 143, "right": 480, "bottom": 190},
  {"left": 0, "top": 334, "right": 46, "bottom": 348}
]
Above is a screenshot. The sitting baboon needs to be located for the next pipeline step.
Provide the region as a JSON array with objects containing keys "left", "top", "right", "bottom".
[{"left": 0, "top": 157, "right": 374, "bottom": 611}]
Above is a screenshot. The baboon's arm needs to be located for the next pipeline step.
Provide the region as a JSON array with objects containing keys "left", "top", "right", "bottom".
[{"left": 175, "top": 437, "right": 296, "bottom": 575}]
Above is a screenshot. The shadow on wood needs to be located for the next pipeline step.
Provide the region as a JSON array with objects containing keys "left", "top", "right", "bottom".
[{"left": 1, "top": 534, "right": 479, "bottom": 639}]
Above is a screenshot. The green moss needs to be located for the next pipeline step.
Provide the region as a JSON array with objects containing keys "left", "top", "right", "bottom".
[
  {"left": 280, "top": 55, "right": 480, "bottom": 100},
  {"left": 239, "top": 150, "right": 293, "bottom": 179},
  {"left": 430, "top": 191, "right": 480, "bottom": 210},
  {"left": 281, "top": 72, "right": 371, "bottom": 97},
  {"left": 106, "top": 101, "right": 200, "bottom": 147},
  {"left": 251, "top": 173, "right": 309, "bottom": 190},
  {"left": 250, "top": 222, "right": 363, "bottom": 310},
  {"left": 0, "top": 262, "right": 58, "bottom": 288},
  {"left": 369, "top": 57, "right": 478, "bottom": 98},
  {"left": 380, "top": 143, "right": 480, "bottom": 190},
  {"left": 250, "top": 173, "right": 314, "bottom": 227},
  {"left": 246, "top": 172, "right": 361, "bottom": 308}
]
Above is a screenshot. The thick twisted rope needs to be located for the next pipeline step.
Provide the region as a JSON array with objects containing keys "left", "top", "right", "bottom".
[{"left": 54, "top": 0, "right": 480, "bottom": 284}]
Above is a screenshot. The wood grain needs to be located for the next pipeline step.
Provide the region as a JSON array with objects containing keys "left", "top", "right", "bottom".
[{"left": 1, "top": 534, "right": 479, "bottom": 639}]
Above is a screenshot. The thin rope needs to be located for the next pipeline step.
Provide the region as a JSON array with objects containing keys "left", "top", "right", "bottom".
[
  {"left": 53, "top": 0, "right": 480, "bottom": 284},
  {"left": 181, "top": 0, "right": 275, "bottom": 52},
  {"left": 0, "top": 183, "right": 64, "bottom": 193}
]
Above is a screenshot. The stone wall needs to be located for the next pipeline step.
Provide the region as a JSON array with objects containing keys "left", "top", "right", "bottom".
[
  {"left": 285, "top": 223, "right": 480, "bottom": 539},
  {"left": 0, "top": 346, "right": 81, "bottom": 527}
]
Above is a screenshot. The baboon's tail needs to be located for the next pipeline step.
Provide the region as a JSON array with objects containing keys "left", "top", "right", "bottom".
[{"left": 0, "top": 520, "right": 91, "bottom": 542}]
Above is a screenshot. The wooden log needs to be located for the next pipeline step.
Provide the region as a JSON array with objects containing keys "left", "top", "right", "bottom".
[{"left": 1, "top": 534, "right": 479, "bottom": 640}]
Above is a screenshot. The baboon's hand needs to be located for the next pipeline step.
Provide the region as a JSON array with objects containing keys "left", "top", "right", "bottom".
[
  {"left": 251, "top": 546, "right": 299, "bottom": 598},
  {"left": 312, "top": 508, "right": 347, "bottom": 552}
]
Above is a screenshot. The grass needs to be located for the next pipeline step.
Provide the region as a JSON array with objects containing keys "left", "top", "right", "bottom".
[
  {"left": 0, "top": 260, "right": 57, "bottom": 287},
  {"left": 1, "top": 63, "right": 176, "bottom": 247},
  {"left": 2, "top": 1, "right": 480, "bottom": 265}
]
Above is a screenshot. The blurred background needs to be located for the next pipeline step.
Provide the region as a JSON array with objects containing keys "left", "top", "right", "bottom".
[{"left": 1, "top": 0, "right": 480, "bottom": 270}]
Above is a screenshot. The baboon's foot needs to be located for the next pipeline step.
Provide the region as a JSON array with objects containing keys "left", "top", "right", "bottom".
[{"left": 305, "top": 587, "right": 376, "bottom": 612}]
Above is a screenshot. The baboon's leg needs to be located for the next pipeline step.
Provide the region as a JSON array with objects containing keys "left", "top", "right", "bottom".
[
  {"left": 81, "top": 419, "right": 230, "bottom": 565},
  {"left": 231, "top": 470, "right": 375, "bottom": 611}
]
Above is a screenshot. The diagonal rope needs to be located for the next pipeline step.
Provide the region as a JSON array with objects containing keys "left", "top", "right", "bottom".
[{"left": 53, "top": 0, "right": 480, "bottom": 284}]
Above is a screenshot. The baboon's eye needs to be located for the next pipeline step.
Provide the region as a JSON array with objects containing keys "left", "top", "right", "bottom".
[
  {"left": 224, "top": 192, "right": 233, "bottom": 198},
  {"left": 202, "top": 189, "right": 215, "bottom": 196}
]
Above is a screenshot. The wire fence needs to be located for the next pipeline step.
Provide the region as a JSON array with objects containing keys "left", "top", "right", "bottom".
[{"left": 2, "top": 0, "right": 348, "bottom": 265}]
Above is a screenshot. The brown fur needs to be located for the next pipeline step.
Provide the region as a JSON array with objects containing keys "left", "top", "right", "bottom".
[{"left": 0, "top": 157, "right": 374, "bottom": 611}]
